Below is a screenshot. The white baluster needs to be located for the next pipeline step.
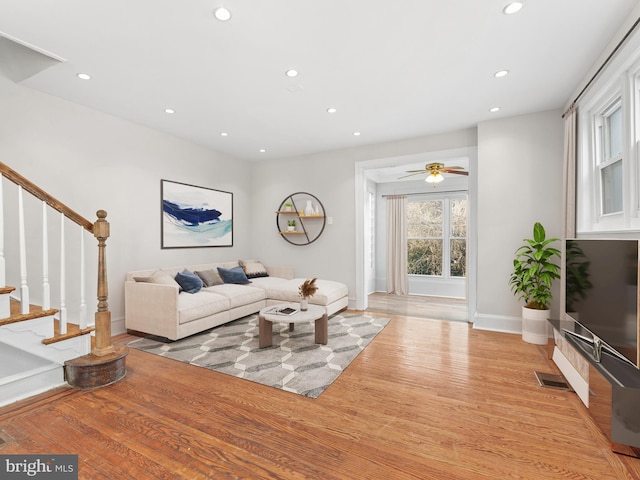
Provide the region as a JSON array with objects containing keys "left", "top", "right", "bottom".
[
  {"left": 42, "top": 202, "right": 50, "bottom": 310},
  {"left": 0, "top": 177, "right": 5, "bottom": 288},
  {"left": 18, "top": 186, "right": 29, "bottom": 314},
  {"left": 59, "top": 212, "right": 67, "bottom": 334},
  {"left": 79, "top": 225, "right": 87, "bottom": 329}
]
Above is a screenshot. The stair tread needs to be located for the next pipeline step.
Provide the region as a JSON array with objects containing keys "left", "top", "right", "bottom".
[
  {"left": 43, "top": 320, "right": 95, "bottom": 345},
  {"left": 0, "top": 286, "right": 16, "bottom": 295},
  {"left": 2, "top": 299, "right": 94, "bottom": 345},
  {"left": 1, "top": 299, "right": 58, "bottom": 325}
]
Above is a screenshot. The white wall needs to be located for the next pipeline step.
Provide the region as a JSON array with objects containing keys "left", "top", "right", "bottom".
[
  {"left": 475, "top": 109, "right": 564, "bottom": 333},
  {"left": 1, "top": 69, "right": 565, "bottom": 337},
  {"left": 250, "top": 129, "right": 478, "bottom": 308},
  {"left": 0, "top": 76, "right": 254, "bottom": 334}
]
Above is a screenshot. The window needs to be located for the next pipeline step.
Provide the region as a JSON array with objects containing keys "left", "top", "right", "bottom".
[
  {"left": 597, "top": 102, "right": 623, "bottom": 215},
  {"left": 408, "top": 199, "right": 443, "bottom": 275},
  {"left": 407, "top": 195, "right": 467, "bottom": 278},
  {"left": 450, "top": 198, "right": 467, "bottom": 277},
  {"left": 368, "top": 191, "right": 375, "bottom": 269},
  {"left": 576, "top": 33, "right": 640, "bottom": 233}
]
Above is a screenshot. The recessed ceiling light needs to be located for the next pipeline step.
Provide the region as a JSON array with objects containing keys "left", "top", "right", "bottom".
[
  {"left": 213, "top": 6, "right": 231, "bottom": 21},
  {"left": 77, "top": 73, "right": 91, "bottom": 80},
  {"left": 285, "top": 69, "right": 298, "bottom": 78},
  {"left": 353, "top": 132, "right": 361, "bottom": 136},
  {"left": 503, "top": 2, "right": 523, "bottom": 15},
  {"left": 259, "top": 149, "right": 266, "bottom": 153},
  {"left": 494, "top": 70, "right": 509, "bottom": 78},
  {"left": 489, "top": 107, "right": 501, "bottom": 113},
  {"left": 164, "top": 108, "right": 175, "bottom": 114},
  {"left": 220, "top": 132, "right": 228, "bottom": 137},
  {"left": 327, "top": 107, "right": 337, "bottom": 114}
]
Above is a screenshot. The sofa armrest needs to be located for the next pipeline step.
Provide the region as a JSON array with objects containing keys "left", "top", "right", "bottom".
[
  {"left": 265, "top": 265, "right": 295, "bottom": 280},
  {"left": 124, "top": 280, "right": 180, "bottom": 339}
]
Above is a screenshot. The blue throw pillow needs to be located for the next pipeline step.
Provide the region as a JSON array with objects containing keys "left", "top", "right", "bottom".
[
  {"left": 175, "top": 269, "right": 203, "bottom": 293},
  {"left": 217, "top": 266, "right": 251, "bottom": 284}
]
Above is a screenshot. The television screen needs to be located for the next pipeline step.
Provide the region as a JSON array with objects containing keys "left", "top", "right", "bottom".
[{"left": 565, "top": 239, "right": 639, "bottom": 368}]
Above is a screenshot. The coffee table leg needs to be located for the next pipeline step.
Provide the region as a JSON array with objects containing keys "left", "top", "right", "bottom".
[
  {"left": 259, "top": 315, "right": 272, "bottom": 348},
  {"left": 315, "top": 313, "right": 328, "bottom": 344}
]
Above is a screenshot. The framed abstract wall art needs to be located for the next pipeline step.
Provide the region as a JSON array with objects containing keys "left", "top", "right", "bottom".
[{"left": 161, "top": 179, "right": 233, "bottom": 248}]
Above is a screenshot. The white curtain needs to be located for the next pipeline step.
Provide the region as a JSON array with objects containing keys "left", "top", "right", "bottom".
[
  {"left": 560, "top": 105, "right": 577, "bottom": 318},
  {"left": 386, "top": 195, "right": 408, "bottom": 295},
  {"left": 563, "top": 105, "right": 577, "bottom": 238}
]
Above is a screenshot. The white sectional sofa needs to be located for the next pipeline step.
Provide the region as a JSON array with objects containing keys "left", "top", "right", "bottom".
[{"left": 124, "top": 260, "right": 349, "bottom": 340}]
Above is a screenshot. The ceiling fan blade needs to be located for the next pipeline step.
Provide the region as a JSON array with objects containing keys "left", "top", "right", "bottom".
[
  {"left": 404, "top": 169, "right": 428, "bottom": 173},
  {"left": 444, "top": 170, "right": 468, "bottom": 176},
  {"left": 398, "top": 171, "right": 427, "bottom": 179},
  {"left": 445, "top": 166, "right": 464, "bottom": 170}
]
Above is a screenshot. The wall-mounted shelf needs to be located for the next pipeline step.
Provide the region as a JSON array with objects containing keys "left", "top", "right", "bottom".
[{"left": 276, "top": 192, "right": 326, "bottom": 246}]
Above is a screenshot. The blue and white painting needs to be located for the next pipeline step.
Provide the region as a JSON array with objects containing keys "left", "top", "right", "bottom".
[{"left": 161, "top": 180, "right": 233, "bottom": 248}]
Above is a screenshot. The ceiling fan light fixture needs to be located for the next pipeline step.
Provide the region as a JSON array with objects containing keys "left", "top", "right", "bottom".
[
  {"left": 503, "top": 2, "right": 523, "bottom": 15},
  {"left": 213, "top": 6, "right": 232, "bottom": 21},
  {"left": 425, "top": 172, "right": 444, "bottom": 184}
]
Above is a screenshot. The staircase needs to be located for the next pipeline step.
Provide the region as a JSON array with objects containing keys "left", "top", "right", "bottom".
[{"left": 0, "top": 162, "right": 127, "bottom": 408}]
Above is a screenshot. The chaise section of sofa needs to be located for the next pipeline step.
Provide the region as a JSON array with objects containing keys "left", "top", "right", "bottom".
[{"left": 124, "top": 261, "right": 348, "bottom": 340}]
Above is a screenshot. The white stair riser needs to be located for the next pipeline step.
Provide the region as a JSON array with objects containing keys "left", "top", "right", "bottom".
[
  {"left": 1, "top": 315, "right": 54, "bottom": 337},
  {"left": 0, "top": 294, "right": 9, "bottom": 319},
  {"left": 0, "top": 324, "right": 91, "bottom": 363},
  {"left": 0, "top": 364, "right": 65, "bottom": 408}
]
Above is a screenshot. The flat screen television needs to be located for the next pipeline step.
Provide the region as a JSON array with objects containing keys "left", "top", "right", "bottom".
[{"left": 565, "top": 239, "right": 639, "bottom": 369}]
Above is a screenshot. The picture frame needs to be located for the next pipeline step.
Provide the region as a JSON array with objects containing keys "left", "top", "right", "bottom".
[{"left": 161, "top": 179, "right": 233, "bottom": 248}]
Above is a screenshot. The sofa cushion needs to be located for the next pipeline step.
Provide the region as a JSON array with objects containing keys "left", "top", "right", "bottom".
[
  {"left": 175, "top": 269, "right": 203, "bottom": 294},
  {"left": 133, "top": 269, "right": 180, "bottom": 289},
  {"left": 239, "top": 259, "right": 269, "bottom": 279},
  {"left": 178, "top": 291, "right": 230, "bottom": 324},
  {"left": 249, "top": 277, "right": 289, "bottom": 290},
  {"left": 195, "top": 268, "right": 224, "bottom": 287},
  {"left": 218, "top": 266, "right": 251, "bottom": 284},
  {"left": 261, "top": 278, "right": 348, "bottom": 306},
  {"left": 204, "top": 284, "right": 266, "bottom": 308}
]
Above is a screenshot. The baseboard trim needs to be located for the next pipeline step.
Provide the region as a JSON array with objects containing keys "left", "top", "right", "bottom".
[
  {"left": 111, "top": 316, "right": 126, "bottom": 336},
  {"left": 472, "top": 313, "right": 521, "bottom": 335}
]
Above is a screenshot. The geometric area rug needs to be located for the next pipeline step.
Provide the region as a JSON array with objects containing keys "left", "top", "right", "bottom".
[{"left": 127, "top": 312, "right": 390, "bottom": 398}]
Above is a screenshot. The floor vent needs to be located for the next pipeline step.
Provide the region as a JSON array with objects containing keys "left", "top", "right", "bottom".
[{"left": 534, "top": 371, "right": 573, "bottom": 391}]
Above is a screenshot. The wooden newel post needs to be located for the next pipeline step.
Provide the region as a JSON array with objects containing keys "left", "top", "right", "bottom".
[{"left": 92, "top": 209, "right": 114, "bottom": 356}]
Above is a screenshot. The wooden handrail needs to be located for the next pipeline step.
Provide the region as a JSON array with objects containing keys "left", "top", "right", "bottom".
[
  {"left": 0, "top": 161, "right": 115, "bottom": 359},
  {"left": 0, "top": 162, "right": 93, "bottom": 232}
]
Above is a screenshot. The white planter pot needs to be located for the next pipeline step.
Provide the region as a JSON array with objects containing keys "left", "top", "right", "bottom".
[
  {"left": 522, "top": 306, "right": 550, "bottom": 345},
  {"left": 287, "top": 226, "right": 295, "bottom": 232}
]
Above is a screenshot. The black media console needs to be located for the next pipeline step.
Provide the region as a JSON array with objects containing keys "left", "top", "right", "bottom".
[{"left": 552, "top": 319, "right": 640, "bottom": 458}]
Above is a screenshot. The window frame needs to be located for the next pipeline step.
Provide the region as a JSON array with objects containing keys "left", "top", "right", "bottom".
[
  {"left": 407, "top": 192, "right": 467, "bottom": 279},
  {"left": 596, "top": 98, "right": 624, "bottom": 217},
  {"left": 577, "top": 33, "right": 640, "bottom": 234}
]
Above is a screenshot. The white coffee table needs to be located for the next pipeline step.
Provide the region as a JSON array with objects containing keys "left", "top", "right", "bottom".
[{"left": 258, "top": 303, "right": 328, "bottom": 348}]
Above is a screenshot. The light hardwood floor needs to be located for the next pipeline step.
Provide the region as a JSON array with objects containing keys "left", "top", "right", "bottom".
[
  {"left": 1, "top": 311, "right": 639, "bottom": 479},
  {"left": 367, "top": 292, "right": 469, "bottom": 322}
]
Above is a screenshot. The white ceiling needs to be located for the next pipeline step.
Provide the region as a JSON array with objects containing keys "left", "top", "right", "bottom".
[{"left": 1, "top": 0, "right": 638, "bottom": 161}]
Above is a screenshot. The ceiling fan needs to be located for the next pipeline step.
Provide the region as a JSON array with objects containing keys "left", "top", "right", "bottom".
[{"left": 400, "top": 162, "right": 469, "bottom": 183}]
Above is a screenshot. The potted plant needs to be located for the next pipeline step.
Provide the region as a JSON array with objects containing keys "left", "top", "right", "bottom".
[
  {"left": 287, "top": 219, "right": 296, "bottom": 231},
  {"left": 508, "top": 222, "right": 561, "bottom": 344},
  {"left": 284, "top": 201, "right": 293, "bottom": 212},
  {"left": 298, "top": 278, "right": 318, "bottom": 311}
]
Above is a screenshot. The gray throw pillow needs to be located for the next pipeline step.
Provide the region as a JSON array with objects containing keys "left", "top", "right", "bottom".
[{"left": 195, "top": 268, "right": 224, "bottom": 287}]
